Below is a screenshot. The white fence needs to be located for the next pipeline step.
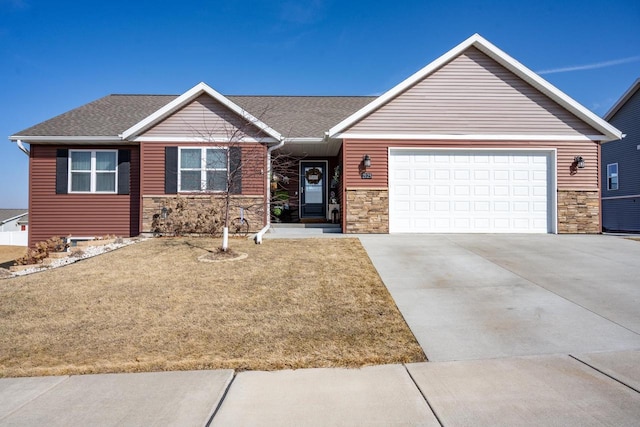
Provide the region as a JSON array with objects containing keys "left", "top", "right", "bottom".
[{"left": 0, "top": 231, "right": 28, "bottom": 246}]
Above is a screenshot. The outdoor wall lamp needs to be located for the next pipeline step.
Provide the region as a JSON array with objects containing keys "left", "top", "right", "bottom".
[
  {"left": 574, "top": 156, "right": 585, "bottom": 169},
  {"left": 363, "top": 154, "right": 372, "bottom": 168},
  {"left": 161, "top": 206, "right": 168, "bottom": 220}
]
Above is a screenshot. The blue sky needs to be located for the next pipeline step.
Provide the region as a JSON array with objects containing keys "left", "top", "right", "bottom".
[{"left": 1, "top": 0, "right": 639, "bottom": 208}]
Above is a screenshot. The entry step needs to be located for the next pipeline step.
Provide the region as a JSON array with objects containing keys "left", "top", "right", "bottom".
[{"left": 269, "top": 223, "right": 342, "bottom": 234}]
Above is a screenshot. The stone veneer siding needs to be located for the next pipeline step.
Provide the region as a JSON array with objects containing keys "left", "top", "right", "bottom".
[
  {"left": 345, "top": 188, "right": 389, "bottom": 233},
  {"left": 557, "top": 190, "right": 600, "bottom": 234},
  {"left": 142, "top": 195, "right": 265, "bottom": 233}
]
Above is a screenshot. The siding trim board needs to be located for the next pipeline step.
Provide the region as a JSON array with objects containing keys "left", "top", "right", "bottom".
[
  {"left": 336, "top": 133, "right": 603, "bottom": 141},
  {"left": 602, "top": 194, "right": 640, "bottom": 200}
]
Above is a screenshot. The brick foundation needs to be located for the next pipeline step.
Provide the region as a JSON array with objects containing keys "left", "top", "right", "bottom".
[
  {"left": 142, "top": 195, "right": 265, "bottom": 233},
  {"left": 557, "top": 190, "right": 600, "bottom": 234},
  {"left": 345, "top": 188, "right": 389, "bottom": 233}
]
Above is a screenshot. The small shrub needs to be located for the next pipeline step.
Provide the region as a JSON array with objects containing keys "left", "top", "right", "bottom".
[
  {"left": 95, "top": 234, "right": 117, "bottom": 241},
  {"left": 15, "top": 236, "right": 69, "bottom": 266},
  {"left": 69, "top": 250, "right": 85, "bottom": 259},
  {"left": 152, "top": 196, "right": 224, "bottom": 236}
]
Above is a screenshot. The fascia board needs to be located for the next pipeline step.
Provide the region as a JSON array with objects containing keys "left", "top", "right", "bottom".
[
  {"left": 604, "top": 78, "right": 640, "bottom": 121},
  {"left": 120, "top": 82, "right": 283, "bottom": 141},
  {"left": 471, "top": 35, "right": 623, "bottom": 142},
  {"left": 283, "top": 137, "right": 324, "bottom": 143},
  {"left": 9, "top": 135, "right": 123, "bottom": 143},
  {"left": 0, "top": 213, "right": 28, "bottom": 225},
  {"left": 329, "top": 33, "right": 622, "bottom": 142},
  {"left": 328, "top": 34, "right": 480, "bottom": 137},
  {"left": 131, "top": 136, "right": 279, "bottom": 143}
]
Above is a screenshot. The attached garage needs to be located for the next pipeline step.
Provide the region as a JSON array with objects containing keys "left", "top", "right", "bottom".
[
  {"left": 330, "top": 35, "right": 622, "bottom": 235},
  {"left": 389, "top": 149, "right": 556, "bottom": 233}
]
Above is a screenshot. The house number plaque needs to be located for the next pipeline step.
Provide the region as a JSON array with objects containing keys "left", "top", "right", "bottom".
[{"left": 361, "top": 172, "right": 373, "bottom": 179}]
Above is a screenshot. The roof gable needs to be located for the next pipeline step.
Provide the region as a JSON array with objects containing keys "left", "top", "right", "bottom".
[
  {"left": 329, "top": 34, "right": 622, "bottom": 142},
  {"left": 344, "top": 46, "right": 600, "bottom": 137},
  {"left": 0, "top": 209, "right": 28, "bottom": 224},
  {"left": 121, "top": 82, "right": 283, "bottom": 142},
  {"left": 140, "top": 94, "right": 276, "bottom": 142},
  {"left": 604, "top": 78, "right": 640, "bottom": 121}
]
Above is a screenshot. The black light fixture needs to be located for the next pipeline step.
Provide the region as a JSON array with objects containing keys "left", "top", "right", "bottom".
[
  {"left": 161, "top": 206, "right": 168, "bottom": 220},
  {"left": 574, "top": 156, "right": 585, "bottom": 169},
  {"left": 363, "top": 154, "right": 371, "bottom": 168}
]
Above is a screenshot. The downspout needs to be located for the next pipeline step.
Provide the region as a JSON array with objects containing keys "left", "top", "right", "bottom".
[
  {"left": 15, "top": 139, "right": 30, "bottom": 156},
  {"left": 255, "top": 138, "right": 285, "bottom": 244}
]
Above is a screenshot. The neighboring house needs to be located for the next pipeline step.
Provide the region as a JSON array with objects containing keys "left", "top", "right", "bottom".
[
  {"left": 0, "top": 209, "right": 28, "bottom": 246},
  {"left": 602, "top": 78, "right": 640, "bottom": 232},
  {"left": 10, "top": 34, "right": 621, "bottom": 246}
]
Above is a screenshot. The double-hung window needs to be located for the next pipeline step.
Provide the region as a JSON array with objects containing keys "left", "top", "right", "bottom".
[
  {"left": 607, "top": 163, "right": 618, "bottom": 191},
  {"left": 69, "top": 150, "right": 117, "bottom": 193},
  {"left": 179, "top": 147, "right": 228, "bottom": 192}
]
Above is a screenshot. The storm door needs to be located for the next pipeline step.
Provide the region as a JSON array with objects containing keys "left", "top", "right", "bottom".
[{"left": 300, "top": 161, "right": 327, "bottom": 218}]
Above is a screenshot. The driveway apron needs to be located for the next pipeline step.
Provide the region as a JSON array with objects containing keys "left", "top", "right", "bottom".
[{"left": 359, "top": 234, "right": 640, "bottom": 361}]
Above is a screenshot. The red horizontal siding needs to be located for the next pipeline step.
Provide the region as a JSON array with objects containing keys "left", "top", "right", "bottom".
[
  {"left": 343, "top": 139, "right": 600, "bottom": 190},
  {"left": 141, "top": 141, "right": 267, "bottom": 195},
  {"left": 28, "top": 145, "right": 140, "bottom": 247}
]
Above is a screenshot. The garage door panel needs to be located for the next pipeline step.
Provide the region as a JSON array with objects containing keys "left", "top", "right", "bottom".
[
  {"left": 389, "top": 150, "right": 553, "bottom": 233},
  {"left": 454, "top": 186, "right": 470, "bottom": 196},
  {"left": 394, "top": 184, "right": 410, "bottom": 196}
]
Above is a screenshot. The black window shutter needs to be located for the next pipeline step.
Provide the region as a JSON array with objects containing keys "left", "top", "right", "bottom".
[
  {"left": 56, "top": 149, "right": 68, "bottom": 194},
  {"left": 165, "top": 147, "right": 178, "bottom": 194},
  {"left": 117, "top": 149, "right": 130, "bottom": 195},
  {"left": 229, "top": 147, "right": 242, "bottom": 194}
]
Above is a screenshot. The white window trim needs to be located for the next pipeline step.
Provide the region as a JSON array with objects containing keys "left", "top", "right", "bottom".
[
  {"left": 607, "top": 163, "right": 619, "bottom": 191},
  {"left": 178, "top": 146, "right": 229, "bottom": 193},
  {"left": 68, "top": 149, "right": 118, "bottom": 194}
]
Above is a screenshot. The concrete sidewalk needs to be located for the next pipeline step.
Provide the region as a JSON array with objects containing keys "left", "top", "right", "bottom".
[{"left": 1, "top": 352, "right": 640, "bottom": 426}]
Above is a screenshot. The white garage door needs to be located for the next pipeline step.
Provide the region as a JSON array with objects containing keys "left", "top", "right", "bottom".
[{"left": 389, "top": 149, "right": 554, "bottom": 233}]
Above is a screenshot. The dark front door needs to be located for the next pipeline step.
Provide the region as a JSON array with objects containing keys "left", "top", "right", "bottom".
[{"left": 300, "top": 161, "right": 326, "bottom": 218}]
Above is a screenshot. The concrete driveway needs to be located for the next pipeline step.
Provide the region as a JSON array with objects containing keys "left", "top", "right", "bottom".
[{"left": 359, "top": 234, "right": 640, "bottom": 361}]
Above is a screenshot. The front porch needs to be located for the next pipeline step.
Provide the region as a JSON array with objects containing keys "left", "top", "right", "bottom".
[{"left": 270, "top": 153, "right": 342, "bottom": 227}]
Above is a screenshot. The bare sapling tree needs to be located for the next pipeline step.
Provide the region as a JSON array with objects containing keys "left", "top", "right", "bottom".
[{"left": 182, "top": 103, "right": 280, "bottom": 251}]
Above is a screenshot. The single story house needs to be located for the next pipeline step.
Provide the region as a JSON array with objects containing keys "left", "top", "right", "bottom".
[
  {"left": 0, "top": 209, "right": 28, "bottom": 246},
  {"left": 601, "top": 78, "right": 640, "bottom": 232},
  {"left": 0, "top": 209, "right": 28, "bottom": 232},
  {"left": 10, "top": 34, "right": 622, "bottom": 246}
]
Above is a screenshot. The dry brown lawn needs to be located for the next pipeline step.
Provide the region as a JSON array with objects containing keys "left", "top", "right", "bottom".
[
  {"left": 0, "top": 245, "right": 27, "bottom": 265},
  {"left": 0, "top": 237, "right": 425, "bottom": 377}
]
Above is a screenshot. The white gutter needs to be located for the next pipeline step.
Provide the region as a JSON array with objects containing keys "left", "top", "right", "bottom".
[
  {"left": 254, "top": 139, "right": 285, "bottom": 244},
  {"left": 15, "top": 140, "right": 30, "bottom": 156}
]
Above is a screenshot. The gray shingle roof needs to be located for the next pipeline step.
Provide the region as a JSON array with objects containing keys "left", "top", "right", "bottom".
[
  {"left": 0, "top": 209, "right": 28, "bottom": 224},
  {"left": 14, "top": 95, "right": 177, "bottom": 137},
  {"left": 13, "top": 94, "right": 375, "bottom": 139}
]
